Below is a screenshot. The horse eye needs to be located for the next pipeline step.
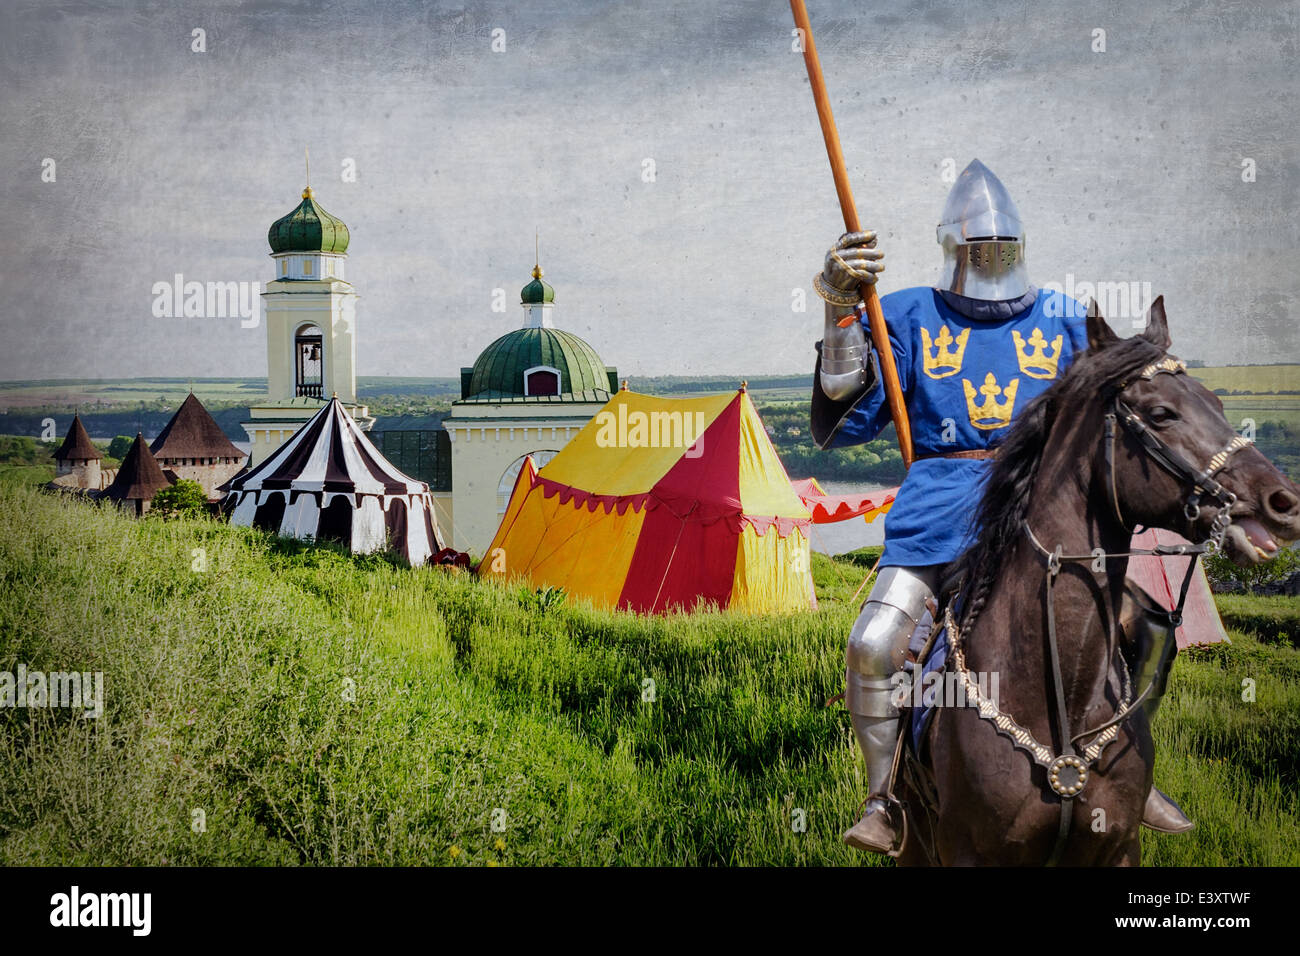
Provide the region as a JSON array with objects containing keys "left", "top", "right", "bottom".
[{"left": 1148, "top": 405, "right": 1177, "bottom": 424}]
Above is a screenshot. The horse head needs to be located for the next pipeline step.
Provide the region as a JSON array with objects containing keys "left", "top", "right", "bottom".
[{"left": 1085, "top": 297, "right": 1300, "bottom": 564}]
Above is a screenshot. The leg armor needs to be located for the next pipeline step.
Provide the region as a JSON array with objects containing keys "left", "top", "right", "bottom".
[
  {"left": 845, "top": 565, "right": 941, "bottom": 796},
  {"left": 1120, "top": 582, "right": 1194, "bottom": 833},
  {"left": 1119, "top": 583, "right": 1179, "bottom": 725}
]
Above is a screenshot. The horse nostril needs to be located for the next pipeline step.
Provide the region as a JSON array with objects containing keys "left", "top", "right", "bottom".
[{"left": 1268, "top": 488, "right": 1300, "bottom": 517}]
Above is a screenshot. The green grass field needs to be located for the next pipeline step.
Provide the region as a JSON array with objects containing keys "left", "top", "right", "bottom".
[
  {"left": 0, "top": 375, "right": 802, "bottom": 411},
  {"left": 0, "top": 480, "right": 1295, "bottom": 866},
  {"left": 1219, "top": 396, "right": 1300, "bottom": 431},
  {"left": 0, "top": 378, "right": 266, "bottom": 410},
  {"left": 1189, "top": 364, "right": 1300, "bottom": 395}
]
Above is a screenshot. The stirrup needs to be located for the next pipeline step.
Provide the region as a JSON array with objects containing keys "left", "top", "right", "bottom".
[{"left": 844, "top": 792, "right": 907, "bottom": 857}]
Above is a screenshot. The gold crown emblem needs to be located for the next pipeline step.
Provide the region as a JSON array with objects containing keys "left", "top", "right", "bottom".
[
  {"left": 921, "top": 324, "right": 970, "bottom": 379},
  {"left": 963, "top": 372, "right": 1019, "bottom": 430},
  {"left": 1012, "top": 328, "right": 1064, "bottom": 379}
]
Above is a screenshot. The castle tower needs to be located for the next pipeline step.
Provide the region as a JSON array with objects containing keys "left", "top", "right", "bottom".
[
  {"left": 241, "top": 180, "right": 372, "bottom": 466},
  {"left": 52, "top": 414, "right": 103, "bottom": 490},
  {"left": 100, "top": 433, "right": 172, "bottom": 516},
  {"left": 152, "top": 393, "right": 248, "bottom": 499}
]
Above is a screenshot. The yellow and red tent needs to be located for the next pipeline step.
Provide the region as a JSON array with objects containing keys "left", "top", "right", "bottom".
[{"left": 479, "top": 388, "right": 816, "bottom": 613}]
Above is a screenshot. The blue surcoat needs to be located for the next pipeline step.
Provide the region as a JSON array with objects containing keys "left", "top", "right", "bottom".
[{"left": 825, "top": 287, "right": 1090, "bottom": 567}]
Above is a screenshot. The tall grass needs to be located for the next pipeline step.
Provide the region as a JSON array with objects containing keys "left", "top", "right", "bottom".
[{"left": 0, "top": 482, "right": 1295, "bottom": 866}]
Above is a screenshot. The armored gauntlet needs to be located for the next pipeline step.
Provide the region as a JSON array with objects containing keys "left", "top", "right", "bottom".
[{"left": 816, "top": 231, "right": 882, "bottom": 402}]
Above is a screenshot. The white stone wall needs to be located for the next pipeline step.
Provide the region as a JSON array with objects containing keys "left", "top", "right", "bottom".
[
  {"left": 157, "top": 459, "right": 245, "bottom": 499},
  {"left": 443, "top": 404, "right": 606, "bottom": 555}
]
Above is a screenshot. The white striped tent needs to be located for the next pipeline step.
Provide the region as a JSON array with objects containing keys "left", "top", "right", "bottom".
[{"left": 225, "top": 397, "right": 444, "bottom": 565}]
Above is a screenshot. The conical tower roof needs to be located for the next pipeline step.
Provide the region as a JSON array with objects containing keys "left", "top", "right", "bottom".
[
  {"left": 229, "top": 397, "right": 428, "bottom": 497},
  {"left": 102, "top": 433, "right": 172, "bottom": 502},
  {"left": 53, "top": 414, "right": 102, "bottom": 462},
  {"left": 151, "top": 393, "right": 245, "bottom": 461}
]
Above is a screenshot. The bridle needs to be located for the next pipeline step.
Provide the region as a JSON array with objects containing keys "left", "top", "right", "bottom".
[
  {"left": 942, "top": 354, "right": 1252, "bottom": 865},
  {"left": 1103, "top": 356, "right": 1249, "bottom": 553}
]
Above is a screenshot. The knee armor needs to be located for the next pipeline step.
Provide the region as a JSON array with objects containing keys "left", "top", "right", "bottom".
[{"left": 845, "top": 566, "right": 939, "bottom": 718}]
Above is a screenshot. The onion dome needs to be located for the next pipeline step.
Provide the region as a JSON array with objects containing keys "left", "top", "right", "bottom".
[
  {"left": 268, "top": 186, "right": 350, "bottom": 255},
  {"left": 520, "top": 264, "right": 555, "bottom": 304},
  {"left": 465, "top": 327, "right": 612, "bottom": 401},
  {"left": 53, "top": 414, "right": 102, "bottom": 462}
]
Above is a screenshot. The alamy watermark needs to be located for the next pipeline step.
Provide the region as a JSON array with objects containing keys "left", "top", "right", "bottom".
[
  {"left": 1042, "top": 273, "right": 1154, "bottom": 328},
  {"left": 594, "top": 405, "right": 706, "bottom": 458},
  {"left": 49, "top": 886, "right": 150, "bottom": 936},
  {"left": 151, "top": 273, "right": 260, "bottom": 328},
  {"left": 1, "top": 665, "right": 103, "bottom": 719},
  {"left": 891, "top": 667, "right": 1000, "bottom": 710}
]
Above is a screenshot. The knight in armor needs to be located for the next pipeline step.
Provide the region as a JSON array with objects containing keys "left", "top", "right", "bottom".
[{"left": 810, "top": 159, "right": 1194, "bottom": 854}]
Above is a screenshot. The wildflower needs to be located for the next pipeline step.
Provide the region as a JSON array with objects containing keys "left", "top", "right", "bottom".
[
  {"left": 449, "top": 845, "right": 461, "bottom": 859},
  {"left": 494, "top": 838, "right": 506, "bottom": 851}
]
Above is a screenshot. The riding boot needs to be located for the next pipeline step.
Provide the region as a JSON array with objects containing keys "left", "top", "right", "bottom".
[
  {"left": 1125, "top": 593, "right": 1195, "bottom": 834},
  {"left": 843, "top": 710, "right": 903, "bottom": 853}
]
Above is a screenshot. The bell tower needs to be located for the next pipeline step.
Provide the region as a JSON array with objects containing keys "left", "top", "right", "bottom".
[{"left": 242, "top": 173, "right": 371, "bottom": 466}]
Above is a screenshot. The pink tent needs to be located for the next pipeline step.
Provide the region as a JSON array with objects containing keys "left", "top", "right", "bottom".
[{"left": 1125, "top": 528, "right": 1229, "bottom": 649}]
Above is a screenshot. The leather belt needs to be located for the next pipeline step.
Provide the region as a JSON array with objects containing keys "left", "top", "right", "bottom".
[{"left": 915, "top": 448, "right": 997, "bottom": 461}]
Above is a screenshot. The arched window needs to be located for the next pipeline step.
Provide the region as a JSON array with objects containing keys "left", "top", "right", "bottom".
[
  {"left": 523, "top": 365, "right": 561, "bottom": 397},
  {"left": 497, "top": 450, "right": 559, "bottom": 513},
  {"left": 295, "top": 325, "right": 324, "bottom": 398}
]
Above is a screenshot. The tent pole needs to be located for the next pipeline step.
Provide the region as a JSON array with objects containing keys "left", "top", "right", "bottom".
[{"left": 851, "top": 551, "right": 884, "bottom": 606}]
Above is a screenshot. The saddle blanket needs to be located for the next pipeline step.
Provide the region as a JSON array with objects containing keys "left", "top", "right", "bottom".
[{"left": 906, "top": 608, "right": 946, "bottom": 754}]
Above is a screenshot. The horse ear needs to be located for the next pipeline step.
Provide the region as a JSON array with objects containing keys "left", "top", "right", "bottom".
[
  {"left": 1139, "top": 295, "right": 1172, "bottom": 349},
  {"left": 1085, "top": 298, "right": 1119, "bottom": 350}
]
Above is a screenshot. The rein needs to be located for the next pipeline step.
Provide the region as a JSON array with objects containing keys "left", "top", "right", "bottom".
[{"left": 943, "top": 355, "right": 1250, "bottom": 866}]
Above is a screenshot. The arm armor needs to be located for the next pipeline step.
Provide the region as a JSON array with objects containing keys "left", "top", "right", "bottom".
[
  {"left": 819, "top": 302, "right": 870, "bottom": 401},
  {"left": 811, "top": 303, "right": 880, "bottom": 450}
]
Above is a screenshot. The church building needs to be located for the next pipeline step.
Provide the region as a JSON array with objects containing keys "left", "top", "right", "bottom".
[
  {"left": 436, "top": 263, "right": 618, "bottom": 553},
  {"left": 241, "top": 183, "right": 372, "bottom": 466},
  {"left": 231, "top": 175, "right": 617, "bottom": 555}
]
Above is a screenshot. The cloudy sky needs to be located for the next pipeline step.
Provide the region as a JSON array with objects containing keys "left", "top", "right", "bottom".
[{"left": 2, "top": 0, "right": 1296, "bottom": 383}]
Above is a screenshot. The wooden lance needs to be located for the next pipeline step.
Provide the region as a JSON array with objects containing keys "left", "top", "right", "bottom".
[{"left": 790, "top": 0, "right": 914, "bottom": 467}]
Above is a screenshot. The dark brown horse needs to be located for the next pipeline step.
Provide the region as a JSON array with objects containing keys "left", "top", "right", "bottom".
[{"left": 895, "top": 298, "right": 1300, "bottom": 866}]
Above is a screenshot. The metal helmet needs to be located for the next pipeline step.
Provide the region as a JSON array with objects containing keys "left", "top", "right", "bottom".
[{"left": 936, "top": 159, "right": 1031, "bottom": 302}]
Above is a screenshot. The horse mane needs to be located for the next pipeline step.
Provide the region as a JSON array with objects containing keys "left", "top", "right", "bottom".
[{"left": 947, "top": 331, "right": 1168, "bottom": 628}]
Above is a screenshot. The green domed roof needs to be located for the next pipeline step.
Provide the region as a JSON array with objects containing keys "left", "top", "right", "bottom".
[
  {"left": 521, "top": 264, "right": 555, "bottom": 304},
  {"left": 466, "top": 327, "right": 611, "bottom": 401},
  {"left": 268, "top": 187, "right": 350, "bottom": 254}
]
